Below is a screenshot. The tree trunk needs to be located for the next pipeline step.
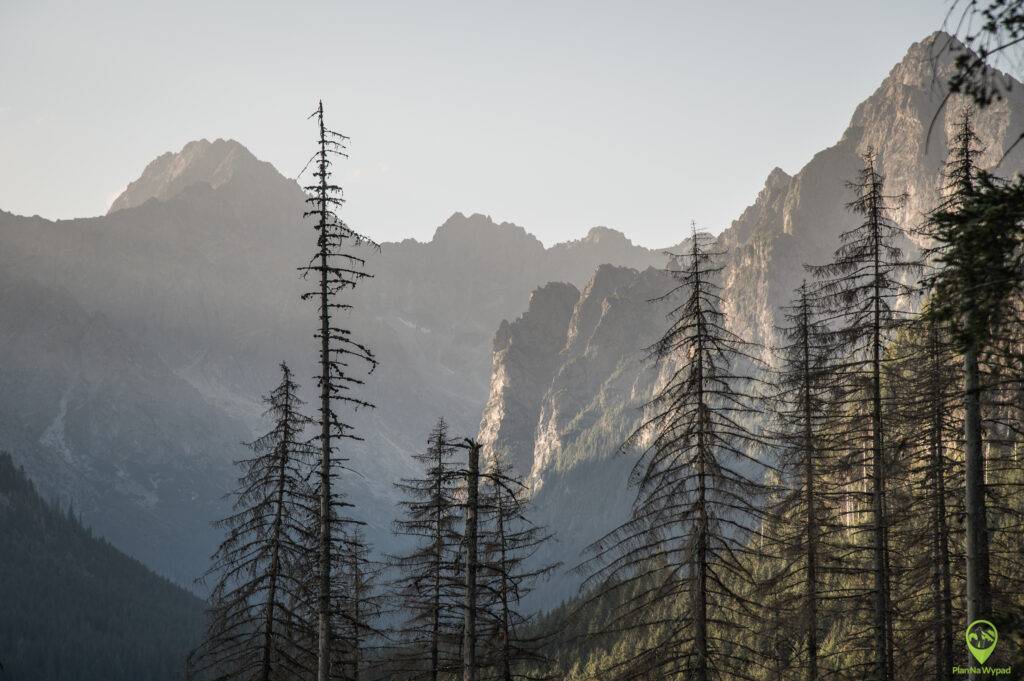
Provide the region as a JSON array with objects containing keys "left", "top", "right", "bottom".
[
  {"left": 871, "top": 225, "right": 892, "bottom": 681},
  {"left": 432, "top": 447, "right": 443, "bottom": 681},
  {"left": 801, "top": 301, "right": 820, "bottom": 681},
  {"left": 497, "top": 487, "right": 513, "bottom": 681},
  {"left": 316, "top": 102, "right": 333, "bottom": 681},
  {"left": 929, "top": 326, "right": 954, "bottom": 681},
  {"left": 463, "top": 443, "right": 480, "bottom": 681},
  {"left": 260, "top": 409, "right": 291, "bottom": 681},
  {"left": 964, "top": 339, "right": 991, "bottom": 629},
  {"left": 693, "top": 252, "right": 709, "bottom": 681}
]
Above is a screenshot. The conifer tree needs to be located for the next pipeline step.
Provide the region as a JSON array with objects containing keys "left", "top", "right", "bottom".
[
  {"left": 333, "top": 528, "right": 387, "bottom": 681},
  {"left": 299, "top": 101, "right": 379, "bottom": 681},
  {"left": 477, "top": 455, "right": 559, "bottom": 681},
  {"left": 187, "top": 363, "right": 317, "bottom": 681},
  {"left": 807, "top": 150, "right": 917, "bottom": 681},
  {"left": 581, "top": 225, "right": 769, "bottom": 681},
  {"left": 390, "top": 418, "right": 465, "bottom": 681},
  {"left": 885, "top": 317, "right": 963, "bottom": 681},
  {"left": 919, "top": 110, "right": 1024, "bottom": 629},
  {"left": 763, "top": 281, "right": 841, "bottom": 681},
  {"left": 925, "top": 166, "right": 1024, "bottom": 623}
]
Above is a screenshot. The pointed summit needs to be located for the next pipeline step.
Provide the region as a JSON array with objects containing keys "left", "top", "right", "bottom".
[{"left": 107, "top": 139, "right": 293, "bottom": 214}]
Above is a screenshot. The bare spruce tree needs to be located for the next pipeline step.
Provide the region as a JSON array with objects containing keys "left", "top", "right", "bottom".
[
  {"left": 763, "top": 281, "right": 843, "bottom": 681},
  {"left": 389, "top": 418, "right": 465, "bottom": 681},
  {"left": 807, "top": 149, "right": 917, "bottom": 681},
  {"left": 581, "top": 225, "right": 769, "bottom": 681},
  {"left": 299, "top": 100, "right": 379, "bottom": 681},
  {"left": 886, "top": 316, "right": 963, "bottom": 681},
  {"left": 477, "top": 454, "right": 559, "bottom": 681},
  {"left": 333, "top": 528, "right": 387, "bottom": 681},
  {"left": 187, "top": 363, "right": 317, "bottom": 681}
]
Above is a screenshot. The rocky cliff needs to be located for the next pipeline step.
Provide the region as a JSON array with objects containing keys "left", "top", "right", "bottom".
[{"left": 476, "top": 33, "right": 1024, "bottom": 606}]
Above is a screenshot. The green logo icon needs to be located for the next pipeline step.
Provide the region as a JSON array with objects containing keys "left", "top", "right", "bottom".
[{"left": 966, "top": 619, "right": 998, "bottom": 665}]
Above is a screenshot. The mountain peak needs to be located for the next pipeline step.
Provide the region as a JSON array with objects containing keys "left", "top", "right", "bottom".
[
  {"left": 431, "top": 212, "right": 544, "bottom": 250},
  {"left": 107, "top": 138, "right": 288, "bottom": 214}
]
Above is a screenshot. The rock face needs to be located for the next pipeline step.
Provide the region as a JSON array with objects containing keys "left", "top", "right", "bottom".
[
  {"left": 475, "top": 33, "right": 1024, "bottom": 606},
  {"left": 719, "top": 32, "right": 1024, "bottom": 351},
  {"left": 478, "top": 282, "right": 580, "bottom": 475},
  {"left": 0, "top": 142, "right": 669, "bottom": 586},
  {"left": 478, "top": 265, "right": 675, "bottom": 607},
  {"left": 107, "top": 138, "right": 291, "bottom": 214}
]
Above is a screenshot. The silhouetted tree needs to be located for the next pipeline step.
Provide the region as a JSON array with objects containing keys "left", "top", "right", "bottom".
[
  {"left": 389, "top": 418, "right": 464, "bottom": 681},
  {"left": 581, "top": 225, "right": 770, "bottom": 681},
  {"left": 299, "top": 100, "right": 379, "bottom": 681},
  {"left": 333, "top": 528, "right": 387, "bottom": 681},
  {"left": 763, "top": 281, "right": 841, "bottom": 681},
  {"left": 925, "top": 171, "right": 1024, "bottom": 612},
  {"left": 807, "top": 150, "right": 917, "bottom": 681},
  {"left": 886, "top": 316, "right": 963, "bottom": 681},
  {"left": 477, "top": 455, "right": 559, "bottom": 681},
  {"left": 188, "top": 363, "right": 317, "bottom": 681}
]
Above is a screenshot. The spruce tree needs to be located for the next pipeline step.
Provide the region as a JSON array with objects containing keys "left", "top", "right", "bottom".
[
  {"left": 885, "top": 316, "right": 963, "bottom": 681},
  {"left": 477, "top": 454, "right": 559, "bottom": 681},
  {"left": 187, "top": 363, "right": 317, "bottom": 681},
  {"left": 925, "top": 166, "right": 1024, "bottom": 629},
  {"left": 299, "top": 100, "right": 379, "bottom": 681},
  {"left": 390, "top": 418, "right": 465, "bottom": 681},
  {"left": 333, "top": 528, "right": 386, "bottom": 681},
  {"left": 807, "top": 149, "right": 917, "bottom": 681},
  {"left": 763, "top": 281, "right": 841, "bottom": 681},
  {"left": 581, "top": 225, "right": 769, "bottom": 681}
]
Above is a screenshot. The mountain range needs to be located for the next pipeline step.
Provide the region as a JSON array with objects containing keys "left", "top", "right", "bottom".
[{"left": 0, "top": 32, "right": 1020, "bottom": 607}]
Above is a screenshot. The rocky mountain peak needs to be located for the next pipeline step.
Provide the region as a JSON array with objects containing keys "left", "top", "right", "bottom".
[
  {"left": 431, "top": 212, "right": 544, "bottom": 251},
  {"left": 107, "top": 138, "right": 292, "bottom": 214}
]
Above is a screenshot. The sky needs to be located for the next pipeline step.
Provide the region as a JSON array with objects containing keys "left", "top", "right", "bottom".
[{"left": 0, "top": 0, "right": 957, "bottom": 247}]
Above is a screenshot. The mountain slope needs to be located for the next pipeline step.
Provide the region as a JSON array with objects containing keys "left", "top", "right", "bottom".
[
  {"left": 719, "top": 32, "right": 1024, "bottom": 349},
  {"left": 0, "top": 452, "right": 204, "bottom": 680},
  {"left": 476, "top": 32, "right": 1024, "bottom": 605},
  {"left": 0, "top": 145, "right": 669, "bottom": 586}
]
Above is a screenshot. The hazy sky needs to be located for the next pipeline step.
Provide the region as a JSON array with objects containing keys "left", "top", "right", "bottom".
[{"left": 1, "top": 1, "right": 956, "bottom": 247}]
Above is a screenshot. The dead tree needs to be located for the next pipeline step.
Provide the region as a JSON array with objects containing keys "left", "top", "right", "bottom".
[
  {"left": 477, "top": 454, "right": 559, "bottom": 681},
  {"left": 333, "top": 528, "right": 387, "bottom": 681},
  {"left": 389, "top": 418, "right": 465, "bottom": 681},
  {"left": 764, "top": 281, "right": 842, "bottom": 681},
  {"left": 299, "top": 100, "right": 379, "bottom": 681},
  {"left": 807, "top": 149, "right": 917, "bottom": 681},
  {"left": 187, "top": 363, "right": 317, "bottom": 681},
  {"left": 580, "top": 225, "right": 770, "bottom": 681}
]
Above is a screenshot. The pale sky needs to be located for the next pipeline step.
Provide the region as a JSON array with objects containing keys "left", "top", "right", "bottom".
[{"left": 1, "top": 0, "right": 956, "bottom": 247}]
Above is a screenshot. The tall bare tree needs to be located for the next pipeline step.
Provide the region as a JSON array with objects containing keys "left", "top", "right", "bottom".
[
  {"left": 581, "top": 225, "right": 769, "bottom": 681},
  {"left": 390, "top": 418, "right": 465, "bottom": 681},
  {"left": 299, "top": 101, "right": 379, "bottom": 681},
  {"left": 333, "top": 528, "right": 387, "bottom": 681},
  {"left": 187, "top": 363, "right": 317, "bottom": 681},
  {"left": 477, "top": 455, "right": 559, "bottom": 681},
  {"left": 763, "top": 281, "right": 842, "bottom": 681}
]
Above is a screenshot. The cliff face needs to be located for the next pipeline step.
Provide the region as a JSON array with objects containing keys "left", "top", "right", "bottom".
[
  {"left": 719, "top": 32, "right": 1024, "bottom": 351},
  {"left": 475, "top": 33, "right": 1024, "bottom": 606}
]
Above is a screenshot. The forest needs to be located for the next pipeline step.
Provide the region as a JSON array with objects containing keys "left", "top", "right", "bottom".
[{"left": 181, "top": 15, "right": 1024, "bottom": 681}]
